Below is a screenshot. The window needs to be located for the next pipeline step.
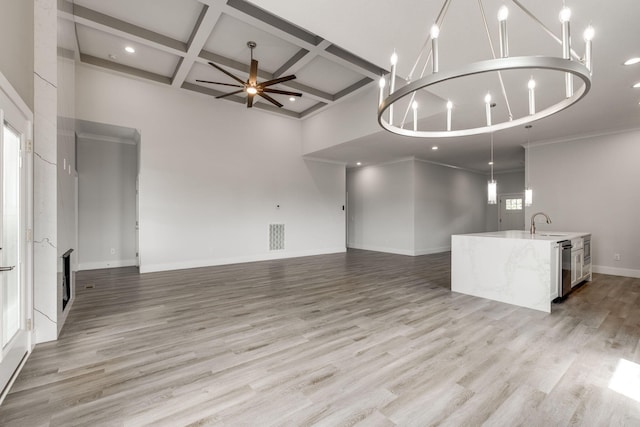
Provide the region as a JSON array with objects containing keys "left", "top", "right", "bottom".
[{"left": 505, "top": 198, "right": 523, "bottom": 210}]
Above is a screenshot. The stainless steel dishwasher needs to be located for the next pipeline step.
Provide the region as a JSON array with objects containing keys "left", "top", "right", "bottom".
[{"left": 555, "top": 240, "right": 573, "bottom": 301}]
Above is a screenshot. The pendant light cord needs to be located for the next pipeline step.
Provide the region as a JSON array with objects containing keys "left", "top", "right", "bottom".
[{"left": 526, "top": 127, "right": 530, "bottom": 186}]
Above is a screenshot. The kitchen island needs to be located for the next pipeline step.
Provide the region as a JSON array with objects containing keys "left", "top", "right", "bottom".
[{"left": 451, "top": 230, "right": 590, "bottom": 313}]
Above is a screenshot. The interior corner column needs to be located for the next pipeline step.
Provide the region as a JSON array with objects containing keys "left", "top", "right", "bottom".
[{"left": 33, "top": 0, "right": 59, "bottom": 343}]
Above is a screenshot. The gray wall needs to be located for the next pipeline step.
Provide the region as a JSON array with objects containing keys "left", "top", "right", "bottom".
[
  {"left": 347, "top": 159, "right": 414, "bottom": 254},
  {"left": 347, "top": 158, "right": 487, "bottom": 255},
  {"left": 0, "top": 0, "right": 34, "bottom": 109},
  {"left": 415, "top": 160, "right": 487, "bottom": 254},
  {"left": 526, "top": 129, "right": 640, "bottom": 277},
  {"left": 77, "top": 138, "right": 138, "bottom": 270}
]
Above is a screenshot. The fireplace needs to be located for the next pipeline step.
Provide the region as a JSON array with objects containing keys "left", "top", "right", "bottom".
[{"left": 62, "top": 249, "right": 73, "bottom": 311}]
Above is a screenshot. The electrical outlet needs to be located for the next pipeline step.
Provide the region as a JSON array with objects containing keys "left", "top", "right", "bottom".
[
  {"left": 614, "top": 253, "right": 621, "bottom": 261},
  {"left": 110, "top": 248, "right": 116, "bottom": 255}
]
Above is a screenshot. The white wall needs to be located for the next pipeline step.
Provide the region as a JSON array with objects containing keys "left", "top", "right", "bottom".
[
  {"left": 527, "top": 129, "right": 640, "bottom": 278},
  {"left": 347, "top": 159, "right": 415, "bottom": 254},
  {"left": 0, "top": 0, "right": 33, "bottom": 109},
  {"left": 56, "top": 26, "right": 78, "bottom": 333},
  {"left": 485, "top": 170, "right": 525, "bottom": 232},
  {"left": 414, "top": 160, "right": 487, "bottom": 254},
  {"left": 301, "top": 83, "right": 444, "bottom": 157},
  {"left": 75, "top": 65, "right": 346, "bottom": 273},
  {"left": 347, "top": 158, "right": 487, "bottom": 255},
  {"left": 77, "top": 138, "right": 138, "bottom": 270},
  {"left": 302, "top": 86, "right": 380, "bottom": 155}
]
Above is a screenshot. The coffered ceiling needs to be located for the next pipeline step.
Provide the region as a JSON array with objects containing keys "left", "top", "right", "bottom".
[
  {"left": 63, "top": 0, "right": 384, "bottom": 118},
  {"left": 61, "top": 0, "right": 640, "bottom": 173}
]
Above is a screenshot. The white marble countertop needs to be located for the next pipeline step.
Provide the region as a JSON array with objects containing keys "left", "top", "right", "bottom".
[{"left": 455, "top": 230, "right": 590, "bottom": 243}]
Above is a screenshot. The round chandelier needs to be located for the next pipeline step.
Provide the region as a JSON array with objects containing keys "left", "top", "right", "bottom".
[{"left": 377, "top": 0, "right": 594, "bottom": 138}]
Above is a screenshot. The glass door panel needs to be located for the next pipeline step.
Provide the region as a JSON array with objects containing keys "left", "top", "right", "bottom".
[
  {"left": 2, "top": 125, "right": 20, "bottom": 348},
  {"left": 0, "top": 101, "right": 29, "bottom": 397}
]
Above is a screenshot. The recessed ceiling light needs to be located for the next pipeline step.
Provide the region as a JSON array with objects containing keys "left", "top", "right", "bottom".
[
  {"left": 289, "top": 97, "right": 296, "bottom": 102},
  {"left": 432, "top": 146, "right": 438, "bottom": 150},
  {"left": 634, "top": 82, "right": 640, "bottom": 88},
  {"left": 356, "top": 162, "right": 362, "bottom": 166},
  {"left": 125, "top": 46, "right": 135, "bottom": 54},
  {"left": 624, "top": 57, "right": 640, "bottom": 66}
]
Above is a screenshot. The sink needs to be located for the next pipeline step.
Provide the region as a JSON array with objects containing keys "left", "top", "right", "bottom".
[{"left": 539, "top": 233, "right": 568, "bottom": 237}]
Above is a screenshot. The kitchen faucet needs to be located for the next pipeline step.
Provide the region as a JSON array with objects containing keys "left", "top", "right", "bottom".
[{"left": 530, "top": 212, "right": 552, "bottom": 234}]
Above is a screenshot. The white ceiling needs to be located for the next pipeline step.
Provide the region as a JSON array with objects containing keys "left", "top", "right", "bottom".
[{"left": 63, "top": 0, "right": 640, "bottom": 173}]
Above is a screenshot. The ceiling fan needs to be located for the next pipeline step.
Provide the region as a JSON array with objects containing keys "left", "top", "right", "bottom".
[{"left": 196, "top": 41, "right": 302, "bottom": 108}]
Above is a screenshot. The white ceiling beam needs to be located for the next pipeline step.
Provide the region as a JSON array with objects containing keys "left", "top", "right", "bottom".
[
  {"left": 171, "top": 3, "right": 225, "bottom": 88},
  {"left": 220, "top": 7, "right": 320, "bottom": 53},
  {"left": 317, "top": 49, "right": 382, "bottom": 81},
  {"left": 274, "top": 40, "right": 331, "bottom": 77}
]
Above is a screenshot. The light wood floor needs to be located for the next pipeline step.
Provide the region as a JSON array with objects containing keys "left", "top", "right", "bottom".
[{"left": 2, "top": 249, "right": 640, "bottom": 426}]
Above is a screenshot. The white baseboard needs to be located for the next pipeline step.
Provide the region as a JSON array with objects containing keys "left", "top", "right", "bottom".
[
  {"left": 0, "top": 347, "right": 30, "bottom": 406},
  {"left": 347, "top": 244, "right": 450, "bottom": 257},
  {"left": 139, "top": 247, "right": 346, "bottom": 274},
  {"left": 414, "top": 246, "right": 451, "bottom": 256},
  {"left": 592, "top": 265, "right": 640, "bottom": 279},
  {"left": 78, "top": 259, "right": 138, "bottom": 271},
  {"left": 347, "top": 244, "right": 415, "bottom": 256}
]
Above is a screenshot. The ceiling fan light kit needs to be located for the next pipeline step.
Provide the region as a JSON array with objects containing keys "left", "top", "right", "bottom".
[
  {"left": 196, "top": 41, "right": 303, "bottom": 108},
  {"left": 377, "top": 0, "right": 595, "bottom": 138}
]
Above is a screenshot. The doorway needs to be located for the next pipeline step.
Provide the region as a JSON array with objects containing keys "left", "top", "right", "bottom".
[
  {"left": 498, "top": 192, "right": 525, "bottom": 231},
  {"left": 76, "top": 120, "right": 140, "bottom": 271},
  {"left": 0, "top": 81, "right": 32, "bottom": 398}
]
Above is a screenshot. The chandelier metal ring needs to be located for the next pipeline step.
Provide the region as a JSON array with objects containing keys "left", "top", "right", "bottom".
[{"left": 378, "top": 56, "right": 592, "bottom": 138}]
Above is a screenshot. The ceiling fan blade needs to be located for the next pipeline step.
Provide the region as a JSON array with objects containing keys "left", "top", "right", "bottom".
[
  {"left": 262, "top": 88, "right": 302, "bottom": 97},
  {"left": 196, "top": 80, "right": 244, "bottom": 88},
  {"left": 215, "top": 89, "right": 245, "bottom": 99},
  {"left": 247, "top": 93, "right": 254, "bottom": 108},
  {"left": 249, "top": 59, "right": 258, "bottom": 85},
  {"left": 258, "top": 92, "right": 283, "bottom": 108},
  {"left": 260, "top": 74, "right": 296, "bottom": 87},
  {"left": 208, "top": 62, "right": 245, "bottom": 85}
]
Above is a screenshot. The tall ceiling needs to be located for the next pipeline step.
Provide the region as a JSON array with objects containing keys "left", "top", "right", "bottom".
[
  {"left": 62, "top": 0, "right": 384, "bottom": 119},
  {"left": 62, "top": 0, "right": 640, "bottom": 173}
]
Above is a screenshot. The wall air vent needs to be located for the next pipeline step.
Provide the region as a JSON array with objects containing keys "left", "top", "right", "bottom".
[{"left": 269, "top": 224, "right": 285, "bottom": 251}]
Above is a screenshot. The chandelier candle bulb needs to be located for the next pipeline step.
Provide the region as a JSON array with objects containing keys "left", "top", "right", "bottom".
[
  {"left": 560, "top": 7, "right": 571, "bottom": 60},
  {"left": 389, "top": 52, "right": 398, "bottom": 124},
  {"left": 498, "top": 6, "right": 509, "bottom": 58},
  {"left": 528, "top": 78, "right": 536, "bottom": 115},
  {"left": 446, "top": 100, "right": 453, "bottom": 131},
  {"left": 430, "top": 25, "right": 440, "bottom": 73},
  {"left": 584, "top": 26, "right": 594, "bottom": 72},
  {"left": 378, "top": 77, "right": 386, "bottom": 106},
  {"left": 412, "top": 101, "right": 418, "bottom": 131},
  {"left": 484, "top": 93, "right": 492, "bottom": 126}
]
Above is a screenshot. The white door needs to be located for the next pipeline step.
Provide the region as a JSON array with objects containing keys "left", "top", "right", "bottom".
[
  {"left": 0, "top": 80, "right": 32, "bottom": 396},
  {"left": 498, "top": 193, "right": 525, "bottom": 231}
]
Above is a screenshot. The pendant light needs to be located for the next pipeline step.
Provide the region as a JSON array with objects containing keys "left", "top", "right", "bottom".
[
  {"left": 524, "top": 125, "right": 533, "bottom": 206},
  {"left": 488, "top": 132, "right": 497, "bottom": 205}
]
